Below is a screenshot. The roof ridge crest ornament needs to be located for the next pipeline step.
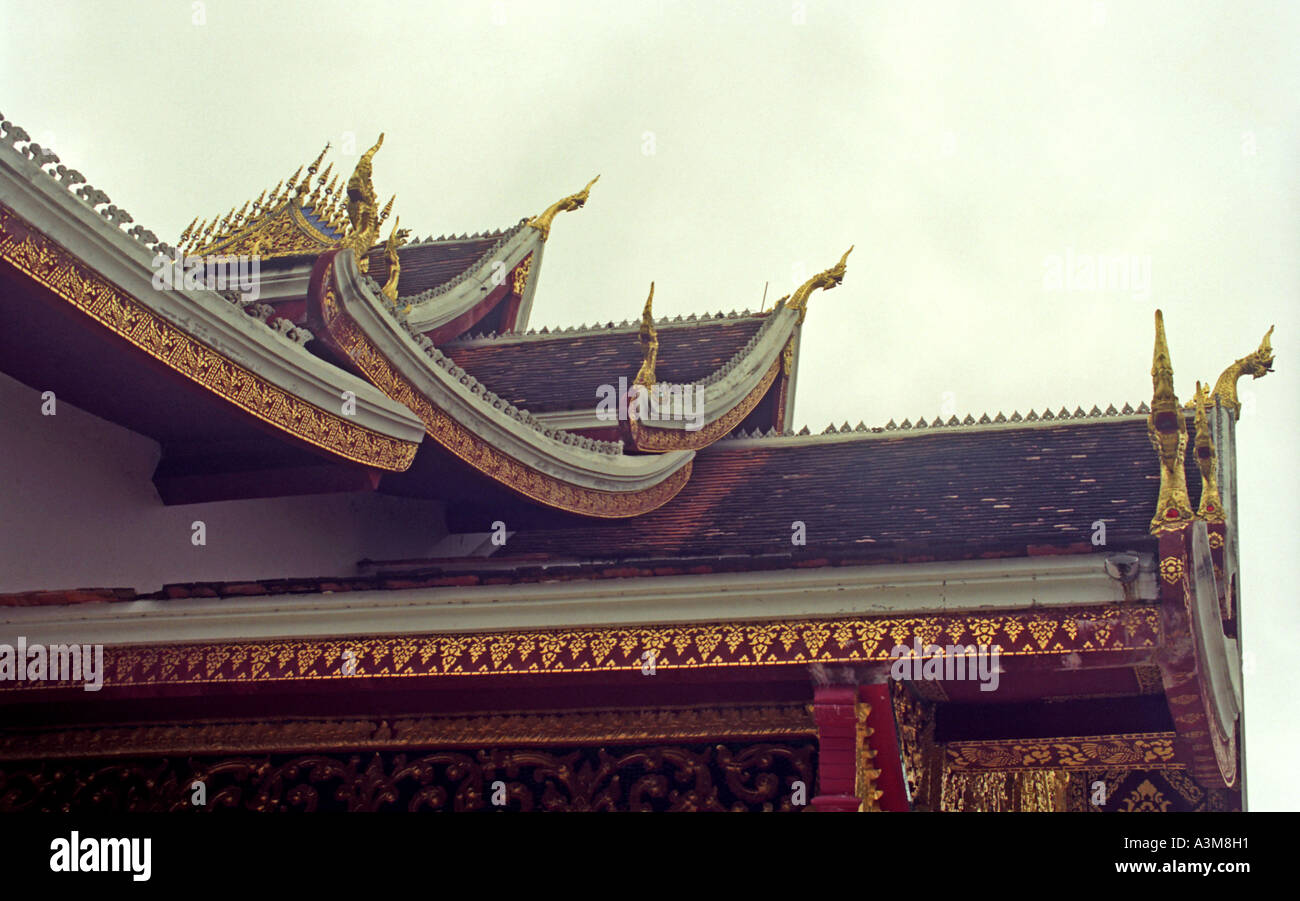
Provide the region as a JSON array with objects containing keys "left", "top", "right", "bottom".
[
  {"left": 784, "top": 246, "right": 853, "bottom": 325},
  {"left": 527, "top": 175, "right": 599, "bottom": 241}
]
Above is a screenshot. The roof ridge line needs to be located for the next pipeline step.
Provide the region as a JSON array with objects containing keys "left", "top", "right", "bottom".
[
  {"left": 720, "top": 402, "right": 1151, "bottom": 445},
  {"left": 444, "top": 308, "right": 767, "bottom": 345},
  {"left": 402, "top": 219, "right": 526, "bottom": 247}
]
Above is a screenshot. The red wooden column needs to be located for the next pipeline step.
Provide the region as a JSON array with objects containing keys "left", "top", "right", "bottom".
[
  {"left": 810, "top": 684, "right": 861, "bottom": 812},
  {"left": 860, "top": 682, "right": 910, "bottom": 812}
]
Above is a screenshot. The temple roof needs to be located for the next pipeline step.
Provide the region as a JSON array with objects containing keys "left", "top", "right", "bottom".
[
  {"left": 363, "top": 226, "right": 521, "bottom": 298},
  {"left": 459, "top": 414, "right": 1199, "bottom": 563},
  {"left": 444, "top": 313, "right": 769, "bottom": 413}
]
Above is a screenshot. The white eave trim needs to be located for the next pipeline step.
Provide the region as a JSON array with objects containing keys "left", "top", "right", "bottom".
[
  {"left": 332, "top": 251, "right": 693, "bottom": 491},
  {"left": 0, "top": 554, "right": 1159, "bottom": 646},
  {"left": 401, "top": 226, "right": 542, "bottom": 332}
]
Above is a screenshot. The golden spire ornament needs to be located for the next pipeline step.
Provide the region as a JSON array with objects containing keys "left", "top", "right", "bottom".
[
  {"left": 634, "top": 282, "right": 658, "bottom": 388},
  {"left": 1147, "top": 310, "right": 1194, "bottom": 532},
  {"left": 1192, "top": 381, "right": 1225, "bottom": 523}
]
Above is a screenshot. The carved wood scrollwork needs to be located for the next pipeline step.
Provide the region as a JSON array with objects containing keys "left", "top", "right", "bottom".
[{"left": 0, "top": 742, "right": 816, "bottom": 813}]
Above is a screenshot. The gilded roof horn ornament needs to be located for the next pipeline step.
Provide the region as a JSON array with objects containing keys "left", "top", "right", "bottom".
[
  {"left": 785, "top": 246, "right": 853, "bottom": 325},
  {"left": 1192, "top": 381, "right": 1225, "bottom": 523},
  {"left": 1147, "top": 310, "right": 1194, "bottom": 532},
  {"left": 1211, "top": 325, "right": 1274, "bottom": 419},
  {"left": 527, "top": 175, "right": 599, "bottom": 241},
  {"left": 340, "top": 134, "right": 386, "bottom": 271},
  {"left": 380, "top": 216, "right": 412, "bottom": 303},
  {"left": 634, "top": 282, "right": 658, "bottom": 388}
]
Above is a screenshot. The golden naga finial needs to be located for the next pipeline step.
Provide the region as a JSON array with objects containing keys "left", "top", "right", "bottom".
[
  {"left": 1211, "top": 325, "right": 1275, "bottom": 419},
  {"left": 380, "top": 217, "right": 412, "bottom": 303},
  {"left": 785, "top": 246, "right": 853, "bottom": 325},
  {"left": 340, "top": 134, "right": 387, "bottom": 271},
  {"left": 527, "top": 175, "right": 599, "bottom": 241},
  {"left": 1148, "top": 310, "right": 1194, "bottom": 532},
  {"left": 1192, "top": 381, "right": 1225, "bottom": 523},
  {"left": 634, "top": 282, "right": 658, "bottom": 388}
]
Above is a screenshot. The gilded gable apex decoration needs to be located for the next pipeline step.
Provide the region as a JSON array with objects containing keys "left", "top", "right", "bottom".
[{"left": 180, "top": 134, "right": 394, "bottom": 264}]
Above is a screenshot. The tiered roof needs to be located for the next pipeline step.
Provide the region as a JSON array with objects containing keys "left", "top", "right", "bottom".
[
  {"left": 0, "top": 116, "right": 1274, "bottom": 535},
  {"left": 444, "top": 313, "right": 768, "bottom": 414}
]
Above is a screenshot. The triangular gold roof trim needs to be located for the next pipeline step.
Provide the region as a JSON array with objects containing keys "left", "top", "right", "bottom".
[{"left": 180, "top": 137, "right": 390, "bottom": 260}]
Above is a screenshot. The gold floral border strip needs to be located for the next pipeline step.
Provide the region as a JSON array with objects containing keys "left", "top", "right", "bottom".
[
  {"left": 946, "top": 732, "right": 1180, "bottom": 771},
  {"left": 630, "top": 357, "right": 781, "bottom": 452},
  {"left": 0, "top": 703, "right": 814, "bottom": 761},
  {"left": 0, "top": 205, "right": 417, "bottom": 472},
  {"left": 4, "top": 604, "right": 1161, "bottom": 690},
  {"left": 317, "top": 256, "right": 691, "bottom": 517}
]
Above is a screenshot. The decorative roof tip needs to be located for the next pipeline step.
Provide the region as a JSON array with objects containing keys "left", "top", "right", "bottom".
[
  {"left": 783, "top": 245, "right": 853, "bottom": 325},
  {"left": 1211, "top": 324, "right": 1275, "bottom": 420},
  {"left": 634, "top": 282, "right": 657, "bottom": 387},
  {"left": 1147, "top": 310, "right": 1194, "bottom": 532},
  {"left": 1193, "top": 380, "right": 1225, "bottom": 523},
  {"left": 527, "top": 174, "right": 599, "bottom": 241}
]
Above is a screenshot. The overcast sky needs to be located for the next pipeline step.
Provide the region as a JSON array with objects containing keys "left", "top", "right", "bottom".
[{"left": 2, "top": 0, "right": 1296, "bottom": 810}]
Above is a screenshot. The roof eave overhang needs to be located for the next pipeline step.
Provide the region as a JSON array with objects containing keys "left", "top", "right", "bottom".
[
  {"left": 311, "top": 249, "right": 694, "bottom": 517},
  {"left": 1157, "top": 521, "right": 1241, "bottom": 789},
  {"left": 0, "top": 144, "right": 424, "bottom": 471},
  {"left": 1, "top": 553, "right": 1159, "bottom": 648}
]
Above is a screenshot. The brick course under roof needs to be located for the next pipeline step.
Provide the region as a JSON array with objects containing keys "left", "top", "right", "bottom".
[
  {"left": 495, "top": 418, "right": 1190, "bottom": 560},
  {"left": 443, "top": 315, "right": 769, "bottom": 413}
]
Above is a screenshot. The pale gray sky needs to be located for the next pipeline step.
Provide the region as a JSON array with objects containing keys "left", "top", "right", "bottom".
[{"left": 2, "top": 0, "right": 1296, "bottom": 810}]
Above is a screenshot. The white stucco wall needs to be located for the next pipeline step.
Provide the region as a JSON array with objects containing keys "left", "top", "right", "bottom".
[{"left": 0, "top": 371, "right": 447, "bottom": 594}]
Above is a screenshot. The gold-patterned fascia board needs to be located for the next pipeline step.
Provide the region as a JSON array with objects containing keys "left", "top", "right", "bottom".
[
  {"left": 4, "top": 604, "right": 1162, "bottom": 691},
  {"left": 0, "top": 205, "right": 418, "bottom": 472},
  {"left": 946, "top": 732, "right": 1181, "bottom": 772},
  {"left": 630, "top": 356, "right": 781, "bottom": 452},
  {"left": 0, "top": 703, "right": 814, "bottom": 762},
  {"left": 316, "top": 256, "right": 691, "bottom": 517}
]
